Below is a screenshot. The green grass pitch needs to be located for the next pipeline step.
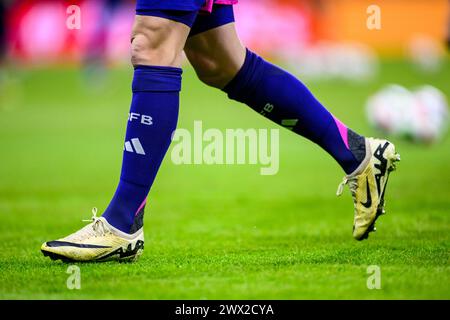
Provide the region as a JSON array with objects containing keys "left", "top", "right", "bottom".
[{"left": 0, "top": 60, "right": 449, "bottom": 299}]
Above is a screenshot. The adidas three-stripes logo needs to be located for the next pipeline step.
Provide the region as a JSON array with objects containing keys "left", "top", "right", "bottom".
[{"left": 124, "top": 138, "right": 146, "bottom": 155}]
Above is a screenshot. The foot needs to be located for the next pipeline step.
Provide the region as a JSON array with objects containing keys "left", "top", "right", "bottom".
[
  {"left": 337, "top": 138, "right": 401, "bottom": 240},
  {"left": 41, "top": 208, "right": 144, "bottom": 262}
]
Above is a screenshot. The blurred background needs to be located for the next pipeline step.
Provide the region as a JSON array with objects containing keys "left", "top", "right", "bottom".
[
  {"left": 0, "top": 0, "right": 449, "bottom": 299},
  {"left": 2, "top": 0, "right": 448, "bottom": 62}
]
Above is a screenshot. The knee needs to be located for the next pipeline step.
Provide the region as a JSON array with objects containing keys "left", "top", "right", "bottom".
[
  {"left": 187, "top": 51, "right": 241, "bottom": 89},
  {"left": 131, "top": 17, "right": 186, "bottom": 67},
  {"left": 190, "top": 54, "right": 223, "bottom": 88}
]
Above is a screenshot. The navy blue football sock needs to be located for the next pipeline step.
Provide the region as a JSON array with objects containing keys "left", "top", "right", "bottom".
[
  {"left": 223, "top": 50, "right": 365, "bottom": 174},
  {"left": 103, "top": 65, "right": 181, "bottom": 233}
]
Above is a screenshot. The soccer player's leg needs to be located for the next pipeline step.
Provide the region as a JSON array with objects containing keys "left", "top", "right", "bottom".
[
  {"left": 41, "top": 11, "right": 193, "bottom": 262},
  {"left": 185, "top": 5, "right": 400, "bottom": 240}
]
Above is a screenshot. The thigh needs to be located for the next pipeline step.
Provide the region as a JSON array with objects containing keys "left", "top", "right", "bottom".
[
  {"left": 133, "top": 1, "right": 243, "bottom": 71},
  {"left": 185, "top": 3, "right": 245, "bottom": 72}
]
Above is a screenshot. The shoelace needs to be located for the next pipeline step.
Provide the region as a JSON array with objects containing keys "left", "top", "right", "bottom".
[
  {"left": 82, "top": 207, "right": 108, "bottom": 237},
  {"left": 336, "top": 176, "right": 358, "bottom": 196}
]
